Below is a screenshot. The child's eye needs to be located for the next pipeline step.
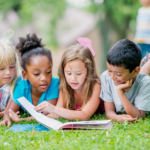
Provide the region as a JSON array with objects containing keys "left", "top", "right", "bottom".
[
  {"left": 117, "top": 74, "right": 122, "bottom": 76},
  {"left": 34, "top": 74, "right": 39, "bottom": 76},
  {"left": 47, "top": 71, "right": 51, "bottom": 74},
  {"left": 67, "top": 72, "right": 71, "bottom": 75},
  {"left": 77, "top": 73, "right": 81, "bottom": 75},
  {"left": 10, "top": 66, "right": 15, "bottom": 68},
  {"left": 0, "top": 68, "right": 4, "bottom": 70}
]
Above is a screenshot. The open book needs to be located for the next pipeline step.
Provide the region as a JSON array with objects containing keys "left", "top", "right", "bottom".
[{"left": 17, "top": 97, "right": 113, "bottom": 131}]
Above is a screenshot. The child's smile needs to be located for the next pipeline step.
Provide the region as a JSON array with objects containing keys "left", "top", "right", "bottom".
[{"left": 107, "top": 62, "right": 135, "bottom": 86}]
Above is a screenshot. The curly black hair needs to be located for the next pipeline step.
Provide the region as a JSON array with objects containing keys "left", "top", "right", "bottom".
[{"left": 16, "top": 33, "right": 52, "bottom": 71}]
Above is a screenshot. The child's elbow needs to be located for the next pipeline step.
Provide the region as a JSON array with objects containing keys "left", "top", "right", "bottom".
[{"left": 78, "top": 113, "right": 90, "bottom": 121}]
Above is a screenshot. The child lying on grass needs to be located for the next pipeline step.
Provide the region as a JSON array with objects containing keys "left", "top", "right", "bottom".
[
  {"left": 100, "top": 39, "right": 150, "bottom": 123},
  {"left": 35, "top": 41, "right": 104, "bottom": 121},
  {"left": 0, "top": 33, "right": 59, "bottom": 126}
]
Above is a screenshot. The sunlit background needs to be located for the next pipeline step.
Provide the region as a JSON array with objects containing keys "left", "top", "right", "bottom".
[{"left": 0, "top": 0, "right": 141, "bottom": 75}]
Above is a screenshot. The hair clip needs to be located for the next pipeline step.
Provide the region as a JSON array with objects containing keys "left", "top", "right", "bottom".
[
  {"left": 77, "top": 37, "right": 95, "bottom": 57},
  {"left": 2, "top": 29, "right": 14, "bottom": 40}
]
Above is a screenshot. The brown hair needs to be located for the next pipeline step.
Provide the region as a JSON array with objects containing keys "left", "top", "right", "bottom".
[{"left": 58, "top": 45, "right": 100, "bottom": 110}]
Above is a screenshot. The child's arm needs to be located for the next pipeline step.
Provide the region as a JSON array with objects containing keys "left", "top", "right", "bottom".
[
  {"left": 8, "top": 98, "right": 58, "bottom": 122},
  {"left": 140, "top": 60, "right": 150, "bottom": 75},
  {"left": 104, "top": 101, "right": 138, "bottom": 123},
  {"left": 46, "top": 92, "right": 66, "bottom": 119},
  {"left": 8, "top": 109, "right": 33, "bottom": 123},
  {"left": 0, "top": 98, "right": 11, "bottom": 118},
  {"left": 116, "top": 79, "right": 146, "bottom": 119},
  {"left": 36, "top": 83, "right": 101, "bottom": 121},
  {"left": 0, "top": 99, "right": 20, "bottom": 126}
]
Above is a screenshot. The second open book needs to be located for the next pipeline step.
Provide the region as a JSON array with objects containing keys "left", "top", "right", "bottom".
[{"left": 17, "top": 97, "right": 113, "bottom": 131}]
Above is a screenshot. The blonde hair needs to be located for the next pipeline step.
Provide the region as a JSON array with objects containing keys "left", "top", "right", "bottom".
[
  {"left": 58, "top": 45, "right": 100, "bottom": 110},
  {"left": 0, "top": 30, "right": 21, "bottom": 97}
]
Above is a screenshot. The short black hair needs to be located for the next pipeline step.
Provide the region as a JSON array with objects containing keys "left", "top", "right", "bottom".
[
  {"left": 107, "top": 39, "right": 142, "bottom": 73},
  {"left": 16, "top": 33, "right": 52, "bottom": 71}
]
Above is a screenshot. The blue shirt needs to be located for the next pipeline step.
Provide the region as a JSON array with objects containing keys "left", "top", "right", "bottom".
[{"left": 13, "top": 76, "right": 59, "bottom": 108}]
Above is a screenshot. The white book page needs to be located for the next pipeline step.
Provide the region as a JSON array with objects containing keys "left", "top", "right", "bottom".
[
  {"left": 17, "top": 97, "right": 63, "bottom": 131},
  {"left": 60, "top": 123, "right": 113, "bottom": 130},
  {"left": 62, "top": 120, "right": 111, "bottom": 126}
]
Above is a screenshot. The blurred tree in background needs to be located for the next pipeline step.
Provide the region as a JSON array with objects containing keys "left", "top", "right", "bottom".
[
  {"left": 0, "top": 0, "right": 67, "bottom": 47},
  {"left": 0, "top": 0, "right": 142, "bottom": 70},
  {"left": 86, "top": 0, "right": 141, "bottom": 69}
]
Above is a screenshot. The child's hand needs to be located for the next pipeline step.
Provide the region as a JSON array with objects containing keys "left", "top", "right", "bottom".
[
  {"left": 9, "top": 109, "right": 20, "bottom": 123},
  {"left": 0, "top": 111, "right": 4, "bottom": 118},
  {"left": 0, "top": 118, "right": 11, "bottom": 127},
  {"left": 120, "top": 114, "right": 139, "bottom": 123},
  {"left": 116, "top": 79, "right": 133, "bottom": 92},
  {"left": 35, "top": 101, "right": 54, "bottom": 113}
]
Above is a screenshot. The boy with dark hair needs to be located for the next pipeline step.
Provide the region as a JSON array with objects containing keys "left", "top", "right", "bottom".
[{"left": 100, "top": 39, "right": 150, "bottom": 123}]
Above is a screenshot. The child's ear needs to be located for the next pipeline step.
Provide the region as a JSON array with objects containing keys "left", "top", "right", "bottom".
[
  {"left": 133, "top": 66, "right": 140, "bottom": 76},
  {"left": 22, "top": 70, "right": 28, "bottom": 81}
]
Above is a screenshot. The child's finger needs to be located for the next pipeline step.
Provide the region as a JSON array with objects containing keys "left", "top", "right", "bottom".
[
  {"left": 129, "top": 78, "right": 133, "bottom": 86},
  {"left": 0, "top": 120, "right": 5, "bottom": 126},
  {"left": 16, "top": 111, "right": 20, "bottom": 115},
  {"left": 9, "top": 112, "right": 12, "bottom": 118},
  {"left": 35, "top": 106, "right": 45, "bottom": 112},
  {"left": 7, "top": 120, "right": 11, "bottom": 127}
]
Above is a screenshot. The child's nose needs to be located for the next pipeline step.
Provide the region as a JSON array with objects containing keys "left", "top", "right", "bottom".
[
  {"left": 110, "top": 73, "right": 116, "bottom": 80},
  {"left": 5, "top": 68, "right": 10, "bottom": 74},
  {"left": 71, "top": 74, "right": 76, "bottom": 80},
  {"left": 41, "top": 74, "right": 46, "bottom": 81}
]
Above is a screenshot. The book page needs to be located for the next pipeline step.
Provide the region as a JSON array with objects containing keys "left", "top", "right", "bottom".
[
  {"left": 59, "top": 123, "right": 113, "bottom": 130},
  {"left": 59, "top": 120, "right": 112, "bottom": 130},
  {"left": 62, "top": 120, "right": 111, "bottom": 125},
  {"left": 17, "top": 97, "right": 63, "bottom": 131}
]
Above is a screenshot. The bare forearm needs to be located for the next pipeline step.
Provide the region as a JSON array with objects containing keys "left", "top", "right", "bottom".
[
  {"left": 4, "top": 111, "right": 10, "bottom": 121},
  {"left": 117, "top": 91, "right": 140, "bottom": 118},
  {"left": 19, "top": 116, "right": 34, "bottom": 122},
  {"left": 52, "top": 107, "right": 89, "bottom": 121},
  {"left": 140, "top": 60, "right": 150, "bottom": 75},
  {"left": 106, "top": 111, "right": 137, "bottom": 123},
  {"left": 47, "top": 113, "right": 60, "bottom": 119},
  {"left": 106, "top": 111, "right": 123, "bottom": 122}
]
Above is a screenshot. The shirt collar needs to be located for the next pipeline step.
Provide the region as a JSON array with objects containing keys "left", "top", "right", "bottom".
[{"left": 0, "top": 84, "right": 9, "bottom": 92}]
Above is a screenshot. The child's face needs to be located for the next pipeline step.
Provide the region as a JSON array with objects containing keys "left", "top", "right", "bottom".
[
  {"left": 140, "top": 0, "right": 150, "bottom": 6},
  {"left": 107, "top": 62, "right": 135, "bottom": 86},
  {"left": 23, "top": 55, "right": 52, "bottom": 94},
  {"left": 64, "top": 60, "right": 87, "bottom": 91},
  {"left": 0, "top": 63, "right": 16, "bottom": 87}
]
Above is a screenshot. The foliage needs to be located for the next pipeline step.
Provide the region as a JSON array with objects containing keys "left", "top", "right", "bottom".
[
  {"left": 86, "top": 0, "right": 141, "bottom": 70},
  {"left": 87, "top": 0, "right": 141, "bottom": 37},
  {"left": 0, "top": 0, "right": 67, "bottom": 47},
  {"left": 0, "top": 113, "right": 150, "bottom": 149}
]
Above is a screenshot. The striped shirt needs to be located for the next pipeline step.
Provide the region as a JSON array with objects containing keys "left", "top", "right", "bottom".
[
  {"left": 135, "top": 7, "right": 150, "bottom": 44},
  {"left": 0, "top": 84, "right": 10, "bottom": 112}
]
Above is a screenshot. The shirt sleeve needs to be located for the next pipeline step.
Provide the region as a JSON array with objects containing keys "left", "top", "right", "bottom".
[
  {"left": 134, "top": 80, "right": 150, "bottom": 111},
  {"left": 12, "top": 81, "right": 22, "bottom": 106},
  {"left": 100, "top": 71, "right": 114, "bottom": 102},
  {"left": 46, "top": 77, "right": 60, "bottom": 100}
]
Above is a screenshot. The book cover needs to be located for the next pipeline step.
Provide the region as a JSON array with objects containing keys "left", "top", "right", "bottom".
[{"left": 9, "top": 124, "right": 50, "bottom": 132}]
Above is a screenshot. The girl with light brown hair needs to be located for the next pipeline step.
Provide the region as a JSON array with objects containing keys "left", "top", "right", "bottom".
[{"left": 35, "top": 40, "right": 104, "bottom": 121}]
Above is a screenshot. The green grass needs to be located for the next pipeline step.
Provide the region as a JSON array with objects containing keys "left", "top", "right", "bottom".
[{"left": 0, "top": 113, "right": 150, "bottom": 150}]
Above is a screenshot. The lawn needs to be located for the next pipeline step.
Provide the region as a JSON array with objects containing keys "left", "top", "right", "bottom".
[{"left": 0, "top": 113, "right": 150, "bottom": 150}]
